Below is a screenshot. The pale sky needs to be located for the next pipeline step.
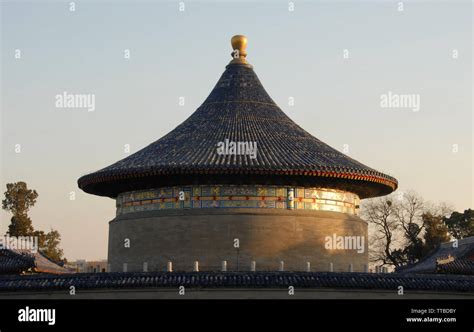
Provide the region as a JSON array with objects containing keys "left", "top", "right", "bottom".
[{"left": 1, "top": 0, "right": 472, "bottom": 260}]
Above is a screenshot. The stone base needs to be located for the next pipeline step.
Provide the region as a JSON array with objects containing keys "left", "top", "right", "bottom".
[{"left": 107, "top": 209, "right": 368, "bottom": 272}]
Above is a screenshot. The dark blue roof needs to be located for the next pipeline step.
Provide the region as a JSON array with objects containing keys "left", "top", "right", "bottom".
[
  {"left": 396, "top": 237, "right": 474, "bottom": 274},
  {"left": 0, "top": 250, "right": 35, "bottom": 274},
  {"left": 438, "top": 259, "right": 474, "bottom": 275},
  {"left": 78, "top": 54, "right": 397, "bottom": 198},
  {"left": 0, "top": 249, "right": 69, "bottom": 275},
  {"left": 0, "top": 271, "right": 472, "bottom": 292}
]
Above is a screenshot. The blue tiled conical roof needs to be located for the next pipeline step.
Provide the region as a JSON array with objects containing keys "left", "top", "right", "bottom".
[{"left": 78, "top": 37, "right": 397, "bottom": 199}]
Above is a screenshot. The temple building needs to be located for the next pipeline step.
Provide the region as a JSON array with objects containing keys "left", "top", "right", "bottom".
[{"left": 78, "top": 35, "right": 397, "bottom": 272}]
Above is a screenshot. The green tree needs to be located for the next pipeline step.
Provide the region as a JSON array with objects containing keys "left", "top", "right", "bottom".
[
  {"left": 34, "top": 229, "right": 65, "bottom": 263},
  {"left": 2, "top": 182, "right": 66, "bottom": 263},
  {"left": 443, "top": 209, "right": 474, "bottom": 239},
  {"left": 6, "top": 215, "right": 35, "bottom": 237},
  {"left": 2, "top": 182, "right": 38, "bottom": 236},
  {"left": 422, "top": 212, "right": 451, "bottom": 255}
]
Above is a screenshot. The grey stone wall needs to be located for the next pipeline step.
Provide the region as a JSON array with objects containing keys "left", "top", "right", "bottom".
[{"left": 108, "top": 209, "right": 368, "bottom": 272}]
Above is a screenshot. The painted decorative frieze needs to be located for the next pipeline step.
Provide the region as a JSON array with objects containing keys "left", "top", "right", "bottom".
[{"left": 116, "top": 185, "right": 360, "bottom": 216}]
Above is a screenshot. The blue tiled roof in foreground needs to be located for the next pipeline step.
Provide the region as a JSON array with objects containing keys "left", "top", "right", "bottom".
[
  {"left": 438, "top": 259, "right": 474, "bottom": 275},
  {"left": 0, "top": 250, "right": 35, "bottom": 274},
  {"left": 0, "top": 272, "right": 472, "bottom": 293},
  {"left": 0, "top": 249, "right": 70, "bottom": 275}
]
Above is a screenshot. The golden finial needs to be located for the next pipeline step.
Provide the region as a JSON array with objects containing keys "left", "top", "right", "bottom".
[{"left": 230, "top": 35, "right": 248, "bottom": 64}]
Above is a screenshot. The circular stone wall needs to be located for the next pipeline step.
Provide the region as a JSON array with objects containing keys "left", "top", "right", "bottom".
[{"left": 107, "top": 208, "right": 368, "bottom": 272}]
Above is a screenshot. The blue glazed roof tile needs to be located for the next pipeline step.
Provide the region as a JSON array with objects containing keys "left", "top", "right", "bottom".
[{"left": 78, "top": 42, "right": 397, "bottom": 198}]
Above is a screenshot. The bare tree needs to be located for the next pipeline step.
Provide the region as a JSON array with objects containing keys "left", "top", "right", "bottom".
[
  {"left": 393, "top": 192, "right": 424, "bottom": 240},
  {"left": 392, "top": 191, "right": 426, "bottom": 263},
  {"left": 363, "top": 196, "right": 401, "bottom": 267},
  {"left": 362, "top": 190, "right": 454, "bottom": 268}
]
